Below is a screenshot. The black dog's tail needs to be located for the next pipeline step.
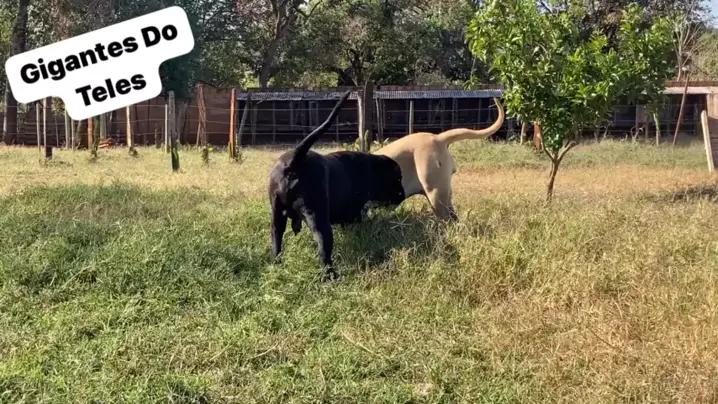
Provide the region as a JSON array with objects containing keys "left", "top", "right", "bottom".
[{"left": 288, "top": 89, "right": 352, "bottom": 169}]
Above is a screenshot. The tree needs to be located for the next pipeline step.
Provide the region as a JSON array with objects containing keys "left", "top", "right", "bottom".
[
  {"left": 670, "top": 0, "right": 708, "bottom": 145},
  {"left": 693, "top": 29, "right": 718, "bottom": 79},
  {"left": 235, "top": 0, "right": 321, "bottom": 88},
  {"left": 467, "top": 0, "right": 673, "bottom": 201},
  {"left": 0, "top": 3, "right": 13, "bottom": 97},
  {"left": 37, "top": 0, "right": 247, "bottom": 98},
  {"left": 296, "top": 0, "right": 484, "bottom": 86},
  {"left": 2, "top": 0, "right": 29, "bottom": 145}
]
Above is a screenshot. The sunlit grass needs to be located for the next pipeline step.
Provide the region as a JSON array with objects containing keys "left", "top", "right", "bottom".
[{"left": 1, "top": 140, "right": 717, "bottom": 402}]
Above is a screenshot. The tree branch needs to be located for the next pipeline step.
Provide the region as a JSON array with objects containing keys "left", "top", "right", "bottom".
[
  {"left": 557, "top": 139, "right": 577, "bottom": 163},
  {"left": 296, "top": 0, "right": 324, "bottom": 19},
  {"left": 538, "top": 0, "right": 553, "bottom": 13}
]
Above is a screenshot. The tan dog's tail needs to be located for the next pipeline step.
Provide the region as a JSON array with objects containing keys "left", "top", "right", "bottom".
[{"left": 436, "top": 98, "right": 505, "bottom": 145}]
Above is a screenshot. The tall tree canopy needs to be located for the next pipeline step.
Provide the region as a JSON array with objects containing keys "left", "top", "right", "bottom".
[{"left": 0, "top": 0, "right": 711, "bottom": 95}]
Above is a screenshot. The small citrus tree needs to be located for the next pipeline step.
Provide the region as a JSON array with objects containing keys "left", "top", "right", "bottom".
[{"left": 467, "top": 1, "right": 674, "bottom": 201}]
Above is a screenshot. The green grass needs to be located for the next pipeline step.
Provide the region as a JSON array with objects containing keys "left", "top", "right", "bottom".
[{"left": 1, "top": 141, "right": 718, "bottom": 403}]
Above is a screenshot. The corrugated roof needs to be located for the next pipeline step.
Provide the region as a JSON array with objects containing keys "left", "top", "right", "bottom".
[
  {"left": 235, "top": 91, "right": 361, "bottom": 101},
  {"left": 663, "top": 86, "right": 718, "bottom": 95},
  {"left": 377, "top": 89, "right": 502, "bottom": 99},
  {"left": 235, "top": 89, "right": 503, "bottom": 101},
  {"left": 235, "top": 82, "right": 718, "bottom": 101}
]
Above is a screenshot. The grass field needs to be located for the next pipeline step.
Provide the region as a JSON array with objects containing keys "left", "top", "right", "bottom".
[{"left": 1, "top": 140, "right": 718, "bottom": 403}]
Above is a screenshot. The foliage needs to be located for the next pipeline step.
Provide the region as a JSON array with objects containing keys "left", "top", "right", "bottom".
[
  {"left": 0, "top": 0, "right": 705, "bottom": 95},
  {"left": 467, "top": 0, "right": 674, "bottom": 200},
  {"left": 469, "top": 1, "right": 673, "bottom": 154},
  {"left": 693, "top": 30, "right": 718, "bottom": 79},
  {"left": 4, "top": 0, "right": 248, "bottom": 100},
  {"left": 291, "top": 0, "right": 482, "bottom": 86},
  {"left": 0, "top": 2, "right": 13, "bottom": 99}
]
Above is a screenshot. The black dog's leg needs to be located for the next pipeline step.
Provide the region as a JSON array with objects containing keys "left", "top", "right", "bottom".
[
  {"left": 291, "top": 216, "right": 302, "bottom": 234},
  {"left": 271, "top": 200, "right": 288, "bottom": 261},
  {"left": 303, "top": 211, "right": 336, "bottom": 281}
]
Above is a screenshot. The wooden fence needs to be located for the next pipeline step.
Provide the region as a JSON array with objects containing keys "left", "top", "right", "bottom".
[{"left": 1, "top": 81, "right": 714, "bottom": 148}]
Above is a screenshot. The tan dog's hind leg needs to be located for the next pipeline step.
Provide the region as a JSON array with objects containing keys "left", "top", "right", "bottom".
[
  {"left": 425, "top": 186, "right": 457, "bottom": 221},
  {"left": 415, "top": 147, "right": 458, "bottom": 221}
]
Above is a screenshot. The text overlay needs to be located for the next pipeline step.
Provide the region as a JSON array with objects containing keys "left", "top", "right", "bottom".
[{"left": 4, "top": 6, "right": 195, "bottom": 121}]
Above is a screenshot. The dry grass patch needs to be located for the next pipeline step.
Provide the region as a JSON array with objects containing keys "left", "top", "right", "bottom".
[{"left": 1, "top": 140, "right": 717, "bottom": 402}]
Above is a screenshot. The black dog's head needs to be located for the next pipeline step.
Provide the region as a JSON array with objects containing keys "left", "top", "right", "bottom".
[{"left": 369, "top": 156, "right": 406, "bottom": 206}]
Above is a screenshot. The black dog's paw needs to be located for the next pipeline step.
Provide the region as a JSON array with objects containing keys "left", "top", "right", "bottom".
[
  {"left": 272, "top": 252, "right": 283, "bottom": 264},
  {"left": 320, "top": 267, "right": 340, "bottom": 282},
  {"left": 291, "top": 219, "right": 302, "bottom": 235}
]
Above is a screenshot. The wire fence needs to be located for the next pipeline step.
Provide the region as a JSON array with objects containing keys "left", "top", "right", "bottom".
[{"left": 1, "top": 93, "right": 708, "bottom": 148}]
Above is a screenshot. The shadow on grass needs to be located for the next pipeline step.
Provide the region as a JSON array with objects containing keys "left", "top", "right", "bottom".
[
  {"left": 331, "top": 207, "right": 460, "bottom": 277},
  {"left": 642, "top": 182, "right": 718, "bottom": 204}
]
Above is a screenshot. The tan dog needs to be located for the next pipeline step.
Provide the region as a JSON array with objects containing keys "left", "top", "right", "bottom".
[{"left": 374, "top": 97, "right": 505, "bottom": 220}]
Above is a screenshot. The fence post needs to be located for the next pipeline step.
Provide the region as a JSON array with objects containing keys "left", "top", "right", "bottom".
[
  {"left": 357, "top": 92, "right": 364, "bottom": 151},
  {"left": 36, "top": 102, "right": 41, "bottom": 153},
  {"left": 45, "top": 98, "right": 53, "bottom": 160},
  {"left": 168, "top": 90, "right": 179, "bottom": 171},
  {"left": 64, "top": 109, "right": 70, "bottom": 149},
  {"left": 375, "top": 98, "right": 384, "bottom": 142},
  {"left": 196, "top": 84, "right": 208, "bottom": 163},
  {"left": 126, "top": 105, "right": 134, "bottom": 152},
  {"left": 164, "top": 103, "right": 169, "bottom": 153},
  {"left": 125, "top": 105, "right": 137, "bottom": 156},
  {"left": 409, "top": 100, "right": 414, "bottom": 134},
  {"left": 238, "top": 94, "right": 251, "bottom": 148},
  {"left": 363, "top": 81, "right": 374, "bottom": 151},
  {"left": 100, "top": 113, "right": 107, "bottom": 141},
  {"left": 87, "top": 117, "right": 94, "bottom": 150},
  {"left": 42, "top": 98, "right": 47, "bottom": 152},
  {"left": 701, "top": 110, "right": 714, "bottom": 172},
  {"left": 251, "top": 104, "right": 257, "bottom": 145},
  {"left": 196, "top": 84, "right": 207, "bottom": 147},
  {"left": 168, "top": 91, "right": 175, "bottom": 153},
  {"left": 71, "top": 118, "right": 77, "bottom": 150},
  {"left": 46, "top": 97, "right": 53, "bottom": 146},
  {"left": 272, "top": 101, "right": 277, "bottom": 143},
  {"left": 54, "top": 114, "right": 59, "bottom": 147},
  {"left": 229, "top": 88, "right": 236, "bottom": 158}
]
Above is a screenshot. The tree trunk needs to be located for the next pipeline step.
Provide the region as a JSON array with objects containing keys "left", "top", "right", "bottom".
[
  {"left": 2, "top": 0, "right": 30, "bottom": 145},
  {"left": 673, "top": 73, "right": 690, "bottom": 146},
  {"left": 2, "top": 83, "right": 9, "bottom": 144},
  {"left": 654, "top": 112, "right": 661, "bottom": 145},
  {"left": 258, "top": 39, "right": 279, "bottom": 89},
  {"left": 534, "top": 123, "right": 542, "bottom": 150},
  {"left": 546, "top": 158, "right": 560, "bottom": 203},
  {"left": 520, "top": 122, "right": 527, "bottom": 144},
  {"left": 543, "top": 139, "right": 577, "bottom": 203}
]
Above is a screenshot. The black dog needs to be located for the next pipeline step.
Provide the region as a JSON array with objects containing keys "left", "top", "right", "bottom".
[{"left": 268, "top": 90, "right": 406, "bottom": 280}]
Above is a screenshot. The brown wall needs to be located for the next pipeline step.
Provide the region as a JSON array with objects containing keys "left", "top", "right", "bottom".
[
  {"left": 0, "top": 86, "right": 710, "bottom": 147},
  {"left": 1, "top": 85, "right": 235, "bottom": 148}
]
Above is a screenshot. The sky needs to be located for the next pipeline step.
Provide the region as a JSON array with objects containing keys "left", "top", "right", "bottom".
[{"left": 709, "top": 0, "right": 718, "bottom": 25}]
